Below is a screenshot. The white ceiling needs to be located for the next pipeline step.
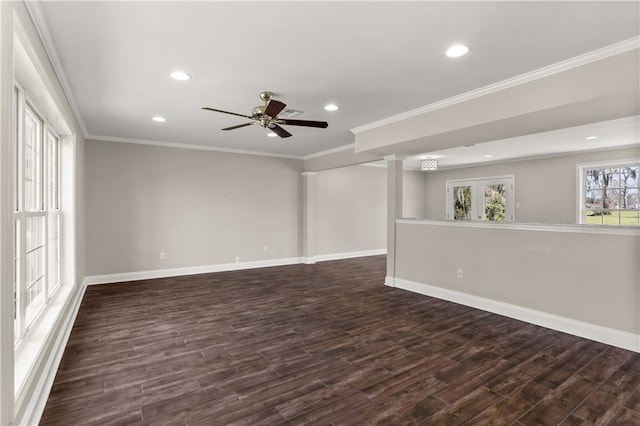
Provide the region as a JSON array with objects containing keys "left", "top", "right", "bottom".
[{"left": 34, "top": 1, "right": 640, "bottom": 158}]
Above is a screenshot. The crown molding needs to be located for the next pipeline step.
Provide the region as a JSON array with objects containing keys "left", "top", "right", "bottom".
[
  {"left": 87, "top": 134, "right": 305, "bottom": 160},
  {"left": 351, "top": 37, "right": 640, "bottom": 135},
  {"left": 25, "top": 0, "right": 88, "bottom": 138},
  {"left": 303, "top": 143, "right": 355, "bottom": 160}
]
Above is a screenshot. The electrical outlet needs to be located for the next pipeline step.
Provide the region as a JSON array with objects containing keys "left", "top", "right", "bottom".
[
  {"left": 159, "top": 252, "right": 166, "bottom": 260},
  {"left": 263, "top": 245, "right": 269, "bottom": 252},
  {"left": 235, "top": 256, "right": 240, "bottom": 263},
  {"left": 457, "top": 268, "right": 464, "bottom": 279}
]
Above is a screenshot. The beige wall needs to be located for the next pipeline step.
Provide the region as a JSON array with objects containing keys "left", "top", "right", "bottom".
[
  {"left": 424, "top": 147, "right": 639, "bottom": 223},
  {"left": 315, "top": 165, "right": 386, "bottom": 255},
  {"left": 403, "top": 168, "right": 427, "bottom": 219},
  {"left": 85, "top": 140, "right": 303, "bottom": 275},
  {"left": 395, "top": 222, "right": 639, "bottom": 334},
  {"left": 314, "top": 164, "right": 425, "bottom": 256}
]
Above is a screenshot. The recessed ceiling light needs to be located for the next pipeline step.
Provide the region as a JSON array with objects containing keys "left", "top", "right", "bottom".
[
  {"left": 267, "top": 132, "right": 277, "bottom": 138},
  {"left": 446, "top": 44, "right": 470, "bottom": 58},
  {"left": 170, "top": 71, "right": 191, "bottom": 81},
  {"left": 324, "top": 104, "right": 339, "bottom": 111},
  {"left": 152, "top": 116, "right": 166, "bottom": 123},
  {"left": 484, "top": 154, "right": 493, "bottom": 158},
  {"left": 585, "top": 136, "right": 598, "bottom": 140}
]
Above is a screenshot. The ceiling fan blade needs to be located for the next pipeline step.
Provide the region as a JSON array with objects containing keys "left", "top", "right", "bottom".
[
  {"left": 264, "top": 100, "right": 286, "bottom": 118},
  {"left": 279, "top": 119, "right": 328, "bottom": 128},
  {"left": 269, "top": 124, "right": 292, "bottom": 138},
  {"left": 202, "top": 107, "right": 253, "bottom": 119},
  {"left": 222, "top": 123, "right": 254, "bottom": 131}
]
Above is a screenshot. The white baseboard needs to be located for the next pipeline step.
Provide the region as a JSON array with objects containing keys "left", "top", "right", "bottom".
[
  {"left": 13, "top": 283, "right": 87, "bottom": 426},
  {"left": 384, "top": 276, "right": 395, "bottom": 287},
  {"left": 394, "top": 277, "right": 640, "bottom": 353},
  {"left": 85, "top": 251, "right": 387, "bottom": 286},
  {"left": 314, "top": 249, "right": 386, "bottom": 263},
  {"left": 84, "top": 257, "right": 305, "bottom": 285}
]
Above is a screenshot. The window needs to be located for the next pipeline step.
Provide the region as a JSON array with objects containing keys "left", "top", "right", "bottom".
[
  {"left": 13, "top": 88, "right": 62, "bottom": 343},
  {"left": 446, "top": 176, "right": 515, "bottom": 222},
  {"left": 578, "top": 160, "right": 639, "bottom": 226}
]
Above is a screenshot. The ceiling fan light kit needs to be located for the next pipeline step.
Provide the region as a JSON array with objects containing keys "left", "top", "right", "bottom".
[{"left": 202, "top": 91, "right": 328, "bottom": 138}]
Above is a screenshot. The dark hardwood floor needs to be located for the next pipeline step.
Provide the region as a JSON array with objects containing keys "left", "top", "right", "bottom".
[{"left": 41, "top": 256, "right": 639, "bottom": 425}]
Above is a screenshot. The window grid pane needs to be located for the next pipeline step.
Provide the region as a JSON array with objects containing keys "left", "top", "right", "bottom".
[
  {"left": 24, "top": 276, "right": 45, "bottom": 327},
  {"left": 14, "top": 219, "right": 20, "bottom": 342},
  {"left": 24, "top": 108, "right": 42, "bottom": 212},
  {"left": 48, "top": 213, "right": 60, "bottom": 294},
  {"left": 47, "top": 131, "right": 59, "bottom": 210}
]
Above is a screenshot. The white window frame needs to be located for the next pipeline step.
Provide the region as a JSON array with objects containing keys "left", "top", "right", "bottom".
[
  {"left": 13, "top": 85, "right": 62, "bottom": 344},
  {"left": 446, "top": 175, "right": 515, "bottom": 222},
  {"left": 576, "top": 158, "right": 640, "bottom": 226}
]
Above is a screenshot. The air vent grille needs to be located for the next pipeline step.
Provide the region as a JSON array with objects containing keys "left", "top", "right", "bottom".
[{"left": 278, "top": 109, "right": 303, "bottom": 118}]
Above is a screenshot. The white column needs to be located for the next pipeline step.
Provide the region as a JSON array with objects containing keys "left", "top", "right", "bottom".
[
  {"left": 0, "top": 2, "right": 15, "bottom": 423},
  {"left": 385, "top": 155, "right": 405, "bottom": 286},
  {"left": 301, "top": 172, "right": 317, "bottom": 264}
]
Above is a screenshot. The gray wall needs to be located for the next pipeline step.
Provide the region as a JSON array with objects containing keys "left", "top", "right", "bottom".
[
  {"left": 85, "top": 140, "right": 303, "bottom": 275},
  {"left": 85, "top": 142, "right": 428, "bottom": 274},
  {"left": 314, "top": 164, "right": 426, "bottom": 256},
  {"left": 395, "top": 222, "right": 639, "bottom": 334},
  {"left": 424, "top": 147, "right": 639, "bottom": 223},
  {"left": 403, "top": 168, "right": 427, "bottom": 219},
  {"left": 315, "top": 165, "right": 386, "bottom": 255}
]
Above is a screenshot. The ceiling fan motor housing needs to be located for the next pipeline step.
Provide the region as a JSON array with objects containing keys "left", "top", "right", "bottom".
[{"left": 252, "top": 105, "right": 266, "bottom": 119}]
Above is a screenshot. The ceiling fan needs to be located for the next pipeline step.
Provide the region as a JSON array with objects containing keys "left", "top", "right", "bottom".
[{"left": 202, "top": 91, "right": 328, "bottom": 138}]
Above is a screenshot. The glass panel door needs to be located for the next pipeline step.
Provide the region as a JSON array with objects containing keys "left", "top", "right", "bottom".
[
  {"left": 453, "top": 185, "right": 473, "bottom": 220},
  {"left": 483, "top": 183, "right": 507, "bottom": 222}
]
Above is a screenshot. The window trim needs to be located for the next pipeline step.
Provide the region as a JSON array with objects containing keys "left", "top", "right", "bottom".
[{"left": 576, "top": 158, "right": 640, "bottom": 225}]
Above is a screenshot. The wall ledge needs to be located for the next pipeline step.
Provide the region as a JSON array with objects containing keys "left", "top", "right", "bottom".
[
  {"left": 394, "top": 277, "right": 639, "bottom": 353},
  {"left": 397, "top": 218, "right": 640, "bottom": 236}
]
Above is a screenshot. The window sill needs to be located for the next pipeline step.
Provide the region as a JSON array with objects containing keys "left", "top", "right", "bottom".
[{"left": 14, "top": 282, "right": 75, "bottom": 401}]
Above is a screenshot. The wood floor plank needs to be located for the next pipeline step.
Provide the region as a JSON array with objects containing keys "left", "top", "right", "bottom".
[
  {"left": 518, "top": 375, "right": 599, "bottom": 425},
  {"left": 466, "top": 381, "right": 551, "bottom": 424},
  {"left": 571, "top": 360, "right": 640, "bottom": 424},
  {"left": 39, "top": 256, "right": 640, "bottom": 425}
]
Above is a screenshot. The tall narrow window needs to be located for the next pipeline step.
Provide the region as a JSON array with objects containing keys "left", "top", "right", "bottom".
[{"left": 13, "top": 91, "right": 62, "bottom": 341}]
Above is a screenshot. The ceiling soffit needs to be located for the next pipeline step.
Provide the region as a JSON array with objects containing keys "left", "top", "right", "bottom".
[{"left": 354, "top": 45, "right": 640, "bottom": 157}]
